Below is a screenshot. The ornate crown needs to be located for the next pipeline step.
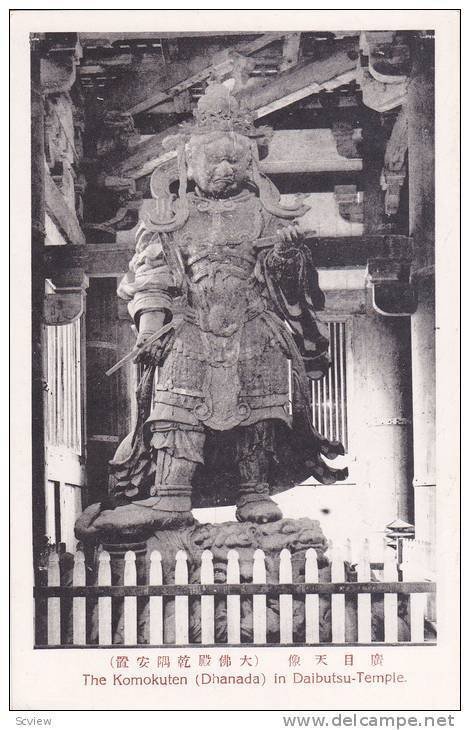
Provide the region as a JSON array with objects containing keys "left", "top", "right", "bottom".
[
  {"left": 192, "top": 82, "right": 258, "bottom": 135},
  {"left": 162, "top": 82, "right": 271, "bottom": 154}
]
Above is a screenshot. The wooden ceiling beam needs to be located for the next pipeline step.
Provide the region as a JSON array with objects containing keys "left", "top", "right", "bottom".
[
  {"left": 79, "top": 31, "right": 262, "bottom": 45},
  {"left": 126, "top": 32, "right": 287, "bottom": 116},
  {"left": 85, "top": 235, "right": 412, "bottom": 276},
  {"left": 240, "top": 42, "right": 357, "bottom": 112},
  {"left": 107, "top": 46, "right": 358, "bottom": 179}
]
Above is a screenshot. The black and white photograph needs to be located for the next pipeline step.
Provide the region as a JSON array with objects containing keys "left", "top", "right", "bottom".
[{"left": 9, "top": 9, "right": 460, "bottom": 714}]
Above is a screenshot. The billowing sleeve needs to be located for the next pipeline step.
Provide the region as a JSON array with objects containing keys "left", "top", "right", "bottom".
[{"left": 117, "top": 223, "right": 176, "bottom": 325}]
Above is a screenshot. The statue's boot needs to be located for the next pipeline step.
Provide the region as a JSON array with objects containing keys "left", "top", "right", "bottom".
[
  {"left": 235, "top": 481, "right": 282, "bottom": 524},
  {"left": 235, "top": 421, "right": 282, "bottom": 524},
  {"left": 140, "top": 424, "right": 205, "bottom": 530},
  {"left": 74, "top": 491, "right": 193, "bottom": 544},
  {"left": 144, "top": 484, "right": 195, "bottom": 529},
  {"left": 74, "top": 431, "right": 200, "bottom": 542},
  {"left": 148, "top": 452, "right": 197, "bottom": 528},
  {"left": 144, "top": 436, "right": 202, "bottom": 528}
]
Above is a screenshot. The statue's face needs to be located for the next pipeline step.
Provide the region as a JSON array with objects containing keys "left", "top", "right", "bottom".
[{"left": 187, "top": 133, "right": 251, "bottom": 197}]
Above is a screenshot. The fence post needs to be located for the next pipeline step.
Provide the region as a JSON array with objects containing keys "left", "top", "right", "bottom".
[
  {"left": 418, "top": 539, "right": 436, "bottom": 623},
  {"left": 402, "top": 541, "right": 427, "bottom": 642},
  {"left": 253, "top": 549, "right": 267, "bottom": 644},
  {"left": 72, "top": 551, "right": 86, "bottom": 645},
  {"left": 357, "top": 539, "right": 372, "bottom": 643},
  {"left": 330, "top": 541, "right": 346, "bottom": 643},
  {"left": 149, "top": 550, "right": 163, "bottom": 645},
  {"left": 279, "top": 549, "right": 293, "bottom": 644},
  {"left": 227, "top": 550, "right": 241, "bottom": 644},
  {"left": 200, "top": 550, "right": 215, "bottom": 645},
  {"left": 124, "top": 551, "right": 137, "bottom": 645},
  {"left": 47, "top": 552, "right": 61, "bottom": 646},
  {"left": 383, "top": 544, "right": 399, "bottom": 643},
  {"left": 175, "top": 550, "right": 189, "bottom": 645},
  {"left": 305, "top": 548, "right": 319, "bottom": 644},
  {"left": 103, "top": 541, "right": 146, "bottom": 645},
  {"left": 98, "top": 550, "right": 112, "bottom": 646}
]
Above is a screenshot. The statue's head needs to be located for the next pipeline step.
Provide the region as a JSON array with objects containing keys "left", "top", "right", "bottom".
[
  {"left": 186, "top": 131, "right": 251, "bottom": 198},
  {"left": 159, "top": 83, "right": 269, "bottom": 199},
  {"left": 149, "top": 83, "right": 307, "bottom": 231},
  {"left": 183, "top": 83, "right": 263, "bottom": 198}
]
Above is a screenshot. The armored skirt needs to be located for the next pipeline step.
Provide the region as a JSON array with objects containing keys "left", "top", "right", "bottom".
[{"left": 147, "top": 304, "right": 293, "bottom": 459}]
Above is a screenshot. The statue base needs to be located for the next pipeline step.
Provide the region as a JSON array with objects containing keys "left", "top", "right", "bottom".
[
  {"left": 87, "top": 516, "right": 334, "bottom": 644},
  {"left": 74, "top": 514, "right": 435, "bottom": 644}
]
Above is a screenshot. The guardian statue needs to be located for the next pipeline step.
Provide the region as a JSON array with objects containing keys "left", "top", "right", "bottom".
[{"left": 79, "top": 83, "right": 348, "bottom": 539}]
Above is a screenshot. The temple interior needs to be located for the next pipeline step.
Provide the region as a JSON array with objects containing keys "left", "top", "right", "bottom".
[{"left": 31, "top": 30, "right": 435, "bottom": 563}]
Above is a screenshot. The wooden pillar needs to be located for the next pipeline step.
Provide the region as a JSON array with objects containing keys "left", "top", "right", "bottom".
[
  {"left": 361, "top": 110, "right": 387, "bottom": 236},
  {"left": 85, "top": 277, "right": 136, "bottom": 505},
  {"left": 407, "top": 35, "right": 435, "bottom": 543},
  {"left": 410, "top": 278, "right": 435, "bottom": 543},
  {"left": 408, "top": 36, "right": 435, "bottom": 273},
  {"left": 354, "top": 302, "right": 414, "bottom": 529},
  {"left": 31, "top": 40, "right": 47, "bottom": 569}
]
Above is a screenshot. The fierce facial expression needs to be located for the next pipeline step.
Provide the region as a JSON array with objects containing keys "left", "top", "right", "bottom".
[{"left": 187, "top": 132, "right": 252, "bottom": 198}]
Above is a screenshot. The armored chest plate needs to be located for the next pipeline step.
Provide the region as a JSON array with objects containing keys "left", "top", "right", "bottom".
[
  {"left": 176, "top": 192, "right": 264, "bottom": 264},
  {"left": 172, "top": 191, "right": 267, "bottom": 336}
]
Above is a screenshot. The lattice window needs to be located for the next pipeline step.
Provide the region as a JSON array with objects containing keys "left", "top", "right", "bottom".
[
  {"left": 311, "top": 321, "right": 349, "bottom": 452},
  {"left": 45, "top": 319, "right": 82, "bottom": 455}
]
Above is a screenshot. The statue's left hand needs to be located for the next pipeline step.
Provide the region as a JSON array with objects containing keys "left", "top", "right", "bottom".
[{"left": 275, "top": 222, "right": 301, "bottom": 252}]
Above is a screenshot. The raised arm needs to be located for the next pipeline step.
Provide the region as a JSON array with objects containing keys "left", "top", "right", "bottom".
[{"left": 117, "top": 223, "right": 176, "bottom": 362}]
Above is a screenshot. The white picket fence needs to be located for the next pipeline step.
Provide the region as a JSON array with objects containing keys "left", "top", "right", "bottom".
[{"left": 35, "top": 539, "right": 436, "bottom": 647}]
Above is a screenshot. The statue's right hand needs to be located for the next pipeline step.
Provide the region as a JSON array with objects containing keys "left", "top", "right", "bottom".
[
  {"left": 136, "top": 330, "right": 154, "bottom": 350},
  {"left": 134, "top": 330, "right": 164, "bottom": 365}
]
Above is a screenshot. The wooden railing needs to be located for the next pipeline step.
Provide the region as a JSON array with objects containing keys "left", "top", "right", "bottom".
[{"left": 34, "top": 540, "right": 436, "bottom": 648}]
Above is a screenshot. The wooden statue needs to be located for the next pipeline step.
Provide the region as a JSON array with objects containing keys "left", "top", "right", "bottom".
[{"left": 79, "top": 84, "right": 348, "bottom": 540}]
